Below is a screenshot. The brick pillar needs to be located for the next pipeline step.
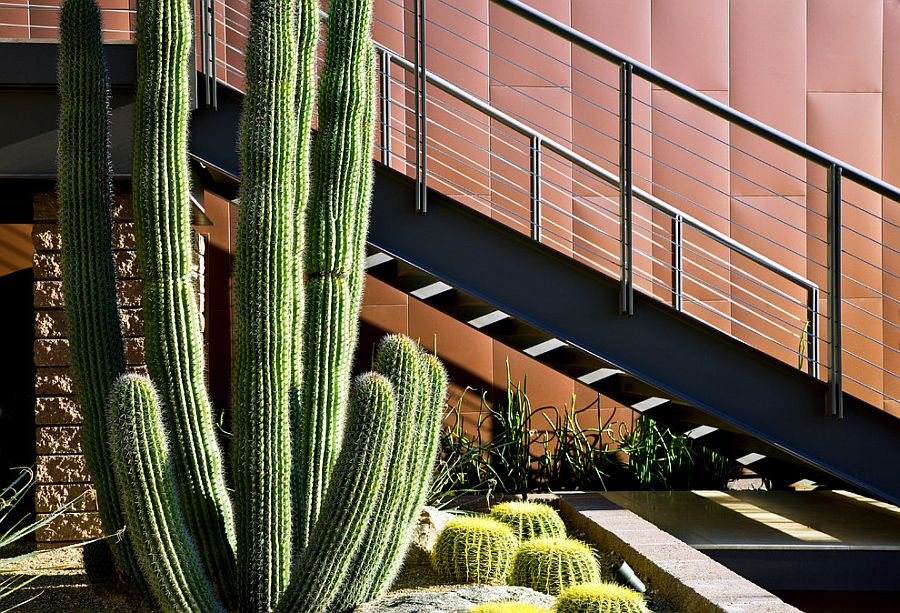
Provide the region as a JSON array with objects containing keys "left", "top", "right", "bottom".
[{"left": 30, "top": 192, "right": 204, "bottom": 546}]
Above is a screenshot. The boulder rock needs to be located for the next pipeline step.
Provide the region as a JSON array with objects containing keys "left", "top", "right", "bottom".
[
  {"left": 404, "top": 506, "right": 454, "bottom": 568},
  {"left": 356, "top": 585, "right": 555, "bottom": 613}
]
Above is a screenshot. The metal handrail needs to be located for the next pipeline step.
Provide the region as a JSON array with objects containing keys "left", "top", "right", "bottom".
[
  {"left": 492, "top": 0, "right": 900, "bottom": 205},
  {"left": 379, "top": 45, "right": 821, "bottom": 370}
]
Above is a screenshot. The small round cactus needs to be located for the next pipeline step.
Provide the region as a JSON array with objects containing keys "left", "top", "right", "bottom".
[
  {"left": 469, "top": 602, "right": 552, "bottom": 613},
  {"left": 555, "top": 583, "right": 650, "bottom": 613},
  {"left": 432, "top": 516, "right": 519, "bottom": 584},
  {"left": 489, "top": 501, "right": 566, "bottom": 542},
  {"left": 509, "top": 538, "right": 602, "bottom": 595}
]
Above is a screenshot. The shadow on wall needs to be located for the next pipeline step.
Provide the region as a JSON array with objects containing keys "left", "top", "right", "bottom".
[{"left": 0, "top": 267, "right": 36, "bottom": 526}]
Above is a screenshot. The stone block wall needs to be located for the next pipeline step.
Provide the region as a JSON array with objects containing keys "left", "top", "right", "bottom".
[{"left": 31, "top": 192, "right": 204, "bottom": 546}]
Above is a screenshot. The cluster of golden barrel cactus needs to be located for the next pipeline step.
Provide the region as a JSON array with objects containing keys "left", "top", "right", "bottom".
[{"left": 430, "top": 501, "right": 650, "bottom": 613}]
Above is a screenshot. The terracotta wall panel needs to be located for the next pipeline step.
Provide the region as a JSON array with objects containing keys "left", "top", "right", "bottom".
[
  {"left": 570, "top": 0, "right": 652, "bottom": 196},
  {"left": 488, "top": 0, "right": 570, "bottom": 88},
  {"left": 806, "top": 92, "right": 883, "bottom": 300},
  {"left": 650, "top": 0, "right": 729, "bottom": 91},
  {"left": 0, "top": 224, "right": 34, "bottom": 276},
  {"left": 729, "top": 0, "right": 807, "bottom": 197},
  {"left": 807, "top": 0, "right": 883, "bottom": 93}
]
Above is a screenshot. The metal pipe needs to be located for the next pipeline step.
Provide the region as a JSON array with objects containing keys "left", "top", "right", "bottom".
[
  {"left": 828, "top": 164, "right": 843, "bottom": 418},
  {"left": 488, "top": 0, "right": 900, "bottom": 203},
  {"left": 380, "top": 48, "right": 392, "bottom": 167},
  {"left": 672, "top": 215, "right": 683, "bottom": 312},
  {"left": 530, "top": 135, "right": 542, "bottom": 241},
  {"left": 808, "top": 286, "right": 820, "bottom": 379},
  {"left": 415, "top": 0, "right": 428, "bottom": 213},
  {"left": 619, "top": 61, "right": 634, "bottom": 316}
]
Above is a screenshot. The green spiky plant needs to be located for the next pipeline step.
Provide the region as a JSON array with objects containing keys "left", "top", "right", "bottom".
[
  {"left": 432, "top": 516, "right": 519, "bottom": 584},
  {"left": 555, "top": 583, "right": 650, "bottom": 613},
  {"left": 469, "top": 603, "right": 552, "bottom": 613},
  {"left": 57, "top": 0, "right": 448, "bottom": 611},
  {"left": 489, "top": 501, "right": 566, "bottom": 542},
  {"left": 509, "top": 538, "right": 602, "bottom": 596}
]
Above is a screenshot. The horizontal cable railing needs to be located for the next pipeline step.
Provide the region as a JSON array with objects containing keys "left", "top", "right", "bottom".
[
  {"left": 0, "top": 1, "right": 136, "bottom": 39},
  {"left": 4, "top": 0, "right": 896, "bottom": 414}
]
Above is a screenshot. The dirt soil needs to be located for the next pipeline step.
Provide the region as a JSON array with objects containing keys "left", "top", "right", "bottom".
[{"left": 2, "top": 547, "right": 150, "bottom": 612}]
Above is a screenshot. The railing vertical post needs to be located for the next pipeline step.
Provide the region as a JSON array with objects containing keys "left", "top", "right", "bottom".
[
  {"left": 808, "top": 286, "right": 820, "bottom": 379},
  {"left": 414, "top": 0, "right": 428, "bottom": 213},
  {"left": 619, "top": 61, "right": 634, "bottom": 315},
  {"left": 196, "top": 0, "right": 217, "bottom": 109},
  {"left": 380, "top": 49, "right": 392, "bottom": 167},
  {"left": 530, "top": 135, "right": 542, "bottom": 241},
  {"left": 671, "top": 214, "right": 683, "bottom": 312},
  {"left": 827, "top": 164, "right": 843, "bottom": 418}
]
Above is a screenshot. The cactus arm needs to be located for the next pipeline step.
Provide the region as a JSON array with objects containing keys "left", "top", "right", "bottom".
[
  {"left": 295, "top": 0, "right": 376, "bottom": 547},
  {"left": 232, "top": 0, "right": 298, "bottom": 608},
  {"left": 288, "top": 0, "right": 318, "bottom": 558},
  {"left": 57, "top": 0, "right": 145, "bottom": 585},
  {"left": 371, "top": 351, "right": 448, "bottom": 593},
  {"left": 106, "top": 375, "right": 224, "bottom": 613},
  {"left": 278, "top": 373, "right": 396, "bottom": 613},
  {"left": 331, "top": 338, "right": 448, "bottom": 608},
  {"left": 131, "top": 0, "right": 235, "bottom": 599}
]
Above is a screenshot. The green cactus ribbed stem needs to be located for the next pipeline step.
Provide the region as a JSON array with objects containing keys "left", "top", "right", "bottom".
[
  {"left": 555, "top": 583, "right": 650, "bottom": 613},
  {"left": 490, "top": 501, "right": 567, "bottom": 542},
  {"left": 232, "top": 0, "right": 298, "bottom": 608},
  {"left": 132, "top": 0, "right": 236, "bottom": 600},
  {"left": 432, "top": 516, "right": 520, "bottom": 584},
  {"left": 330, "top": 335, "right": 424, "bottom": 609},
  {"left": 106, "top": 375, "right": 224, "bottom": 613},
  {"left": 296, "top": 0, "right": 376, "bottom": 546},
  {"left": 277, "top": 373, "right": 396, "bottom": 613},
  {"left": 288, "top": 0, "right": 318, "bottom": 556},
  {"left": 57, "top": 0, "right": 144, "bottom": 588},
  {"left": 363, "top": 349, "right": 448, "bottom": 600},
  {"left": 509, "top": 538, "right": 602, "bottom": 596}
]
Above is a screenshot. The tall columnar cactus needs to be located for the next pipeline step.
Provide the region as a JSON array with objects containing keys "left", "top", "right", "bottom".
[
  {"left": 509, "top": 538, "right": 602, "bottom": 596},
  {"left": 295, "top": 0, "right": 377, "bottom": 548},
  {"left": 58, "top": 0, "right": 448, "bottom": 611},
  {"left": 56, "top": 0, "right": 144, "bottom": 588},
  {"left": 232, "top": 0, "right": 298, "bottom": 606},
  {"left": 131, "top": 0, "right": 237, "bottom": 602}
]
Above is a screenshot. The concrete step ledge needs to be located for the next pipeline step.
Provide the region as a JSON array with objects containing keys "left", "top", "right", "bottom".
[{"left": 559, "top": 493, "right": 802, "bottom": 613}]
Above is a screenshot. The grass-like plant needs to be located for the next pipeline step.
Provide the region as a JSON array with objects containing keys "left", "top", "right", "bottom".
[
  {"left": 432, "top": 516, "right": 519, "bottom": 584},
  {"left": 469, "top": 602, "right": 551, "bottom": 613},
  {"left": 508, "top": 538, "right": 601, "bottom": 596},
  {"left": 489, "top": 501, "right": 565, "bottom": 542},
  {"left": 0, "top": 468, "right": 92, "bottom": 611},
  {"left": 555, "top": 582, "right": 650, "bottom": 613}
]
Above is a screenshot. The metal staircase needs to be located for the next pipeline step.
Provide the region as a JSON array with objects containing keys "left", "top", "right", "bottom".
[{"left": 0, "top": 0, "right": 898, "bottom": 503}]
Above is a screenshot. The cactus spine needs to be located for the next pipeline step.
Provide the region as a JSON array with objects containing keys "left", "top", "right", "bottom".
[
  {"left": 106, "top": 375, "right": 224, "bottom": 613},
  {"left": 509, "top": 538, "right": 602, "bottom": 596},
  {"left": 131, "top": 0, "right": 236, "bottom": 600},
  {"left": 57, "top": 0, "right": 144, "bottom": 587},
  {"left": 233, "top": 0, "right": 298, "bottom": 607},
  {"left": 59, "top": 0, "right": 447, "bottom": 610}
]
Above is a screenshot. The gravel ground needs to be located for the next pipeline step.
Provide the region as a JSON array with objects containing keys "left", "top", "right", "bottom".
[{"left": 1, "top": 547, "right": 151, "bottom": 612}]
